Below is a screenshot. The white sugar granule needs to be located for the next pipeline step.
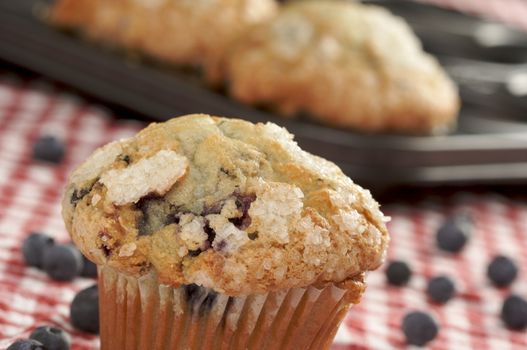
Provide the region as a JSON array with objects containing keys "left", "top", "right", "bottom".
[{"left": 100, "top": 150, "right": 187, "bottom": 205}]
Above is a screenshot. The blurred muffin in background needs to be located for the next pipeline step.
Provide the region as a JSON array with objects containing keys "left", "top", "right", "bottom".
[
  {"left": 49, "top": 0, "right": 278, "bottom": 83},
  {"left": 226, "top": 0, "right": 460, "bottom": 134}
]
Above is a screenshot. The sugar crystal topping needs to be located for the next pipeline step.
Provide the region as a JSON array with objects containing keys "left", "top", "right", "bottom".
[
  {"left": 332, "top": 209, "right": 367, "bottom": 236},
  {"left": 100, "top": 150, "right": 188, "bottom": 205},
  {"left": 207, "top": 214, "right": 249, "bottom": 253},
  {"left": 71, "top": 139, "right": 127, "bottom": 186},
  {"left": 248, "top": 179, "right": 304, "bottom": 244},
  {"left": 179, "top": 214, "right": 207, "bottom": 251}
]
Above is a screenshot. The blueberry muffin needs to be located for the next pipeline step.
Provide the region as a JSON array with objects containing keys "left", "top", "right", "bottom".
[
  {"left": 49, "top": 0, "right": 277, "bottom": 83},
  {"left": 63, "top": 114, "right": 389, "bottom": 349},
  {"left": 226, "top": 0, "right": 460, "bottom": 134}
]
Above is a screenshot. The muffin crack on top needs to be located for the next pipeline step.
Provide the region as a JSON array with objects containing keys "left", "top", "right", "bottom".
[{"left": 63, "top": 114, "right": 389, "bottom": 295}]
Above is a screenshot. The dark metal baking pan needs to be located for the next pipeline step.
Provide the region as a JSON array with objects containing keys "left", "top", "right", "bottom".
[{"left": 1, "top": 0, "right": 527, "bottom": 191}]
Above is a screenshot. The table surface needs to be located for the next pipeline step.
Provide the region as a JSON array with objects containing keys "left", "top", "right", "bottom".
[{"left": 0, "top": 73, "right": 526, "bottom": 350}]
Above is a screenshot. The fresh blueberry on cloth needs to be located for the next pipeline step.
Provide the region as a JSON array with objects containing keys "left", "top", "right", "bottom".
[
  {"left": 29, "top": 326, "right": 70, "bottom": 350},
  {"left": 436, "top": 213, "right": 472, "bottom": 253},
  {"left": 386, "top": 260, "right": 412, "bottom": 286},
  {"left": 487, "top": 255, "right": 518, "bottom": 287},
  {"left": 22, "top": 232, "right": 55, "bottom": 268},
  {"left": 80, "top": 255, "right": 97, "bottom": 278},
  {"left": 427, "top": 276, "right": 456, "bottom": 304},
  {"left": 7, "top": 339, "right": 46, "bottom": 350},
  {"left": 42, "top": 244, "right": 83, "bottom": 281},
  {"left": 501, "top": 295, "right": 527, "bottom": 330},
  {"left": 32, "top": 135, "right": 65, "bottom": 164},
  {"left": 70, "top": 284, "right": 99, "bottom": 334},
  {"left": 402, "top": 311, "right": 439, "bottom": 346}
]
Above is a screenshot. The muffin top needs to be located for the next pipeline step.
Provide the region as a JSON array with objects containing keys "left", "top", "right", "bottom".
[
  {"left": 63, "top": 114, "right": 389, "bottom": 295},
  {"left": 226, "top": 0, "right": 459, "bottom": 134}
]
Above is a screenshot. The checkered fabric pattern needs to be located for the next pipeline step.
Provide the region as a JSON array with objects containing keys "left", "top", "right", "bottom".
[
  {"left": 0, "top": 75, "right": 140, "bottom": 349},
  {"left": 334, "top": 197, "right": 527, "bottom": 349},
  {"left": 0, "top": 76, "right": 526, "bottom": 350}
]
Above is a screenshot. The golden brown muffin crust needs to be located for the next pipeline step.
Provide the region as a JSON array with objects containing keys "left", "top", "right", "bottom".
[{"left": 63, "top": 114, "right": 389, "bottom": 295}]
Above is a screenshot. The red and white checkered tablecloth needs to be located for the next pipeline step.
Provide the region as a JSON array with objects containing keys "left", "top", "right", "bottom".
[
  {"left": 0, "top": 75, "right": 140, "bottom": 350},
  {"left": 0, "top": 76, "right": 526, "bottom": 350}
]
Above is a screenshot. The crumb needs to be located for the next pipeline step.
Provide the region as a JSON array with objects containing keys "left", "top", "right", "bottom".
[
  {"left": 118, "top": 243, "right": 137, "bottom": 257},
  {"left": 207, "top": 214, "right": 249, "bottom": 253},
  {"left": 91, "top": 193, "right": 101, "bottom": 206},
  {"left": 179, "top": 214, "right": 207, "bottom": 251}
]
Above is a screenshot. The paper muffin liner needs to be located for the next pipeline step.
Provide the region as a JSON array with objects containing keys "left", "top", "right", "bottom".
[{"left": 98, "top": 265, "right": 355, "bottom": 350}]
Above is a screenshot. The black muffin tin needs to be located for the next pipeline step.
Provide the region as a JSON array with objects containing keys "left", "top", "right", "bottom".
[{"left": 1, "top": 0, "right": 527, "bottom": 191}]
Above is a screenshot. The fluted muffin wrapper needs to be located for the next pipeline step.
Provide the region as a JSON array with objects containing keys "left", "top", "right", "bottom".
[{"left": 98, "top": 266, "right": 355, "bottom": 350}]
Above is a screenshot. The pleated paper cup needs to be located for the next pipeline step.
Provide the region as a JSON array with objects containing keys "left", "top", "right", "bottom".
[{"left": 98, "top": 265, "right": 360, "bottom": 350}]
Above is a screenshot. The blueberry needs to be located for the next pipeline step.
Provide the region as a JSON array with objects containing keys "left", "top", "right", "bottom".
[
  {"left": 436, "top": 213, "right": 473, "bottom": 253},
  {"left": 70, "top": 284, "right": 99, "bottom": 334},
  {"left": 42, "top": 244, "right": 83, "bottom": 281},
  {"left": 427, "top": 276, "right": 456, "bottom": 304},
  {"left": 67, "top": 243, "right": 97, "bottom": 278},
  {"left": 22, "top": 232, "right": 55, "bottom": 268},
  {"left": 184, "top": 284, "right": 207, "bottom": 305},
  {"left": 501, "top": 295, "right": 527, "bottom": 330},
  {"left": 230, "top": 193, "right": 256, "bottom": 230},
  {"left": 386, "top": 260, "right": 412, "bottom": 286},
  {"left": 199, "top": 292, "right": 218, "bottom": 316},
  {"left": 32, "top": 135, "right": 65, "bottom": 164},
  {"left": 7, "top": 339, "right": 45, "bottom": 350},
  {"left": 29, "top": 326, "right": 70, "bottom": 350},
  {"left": 70, "top": 188, "right": 89, "bottom": 207},
  {"left": 81, "top": 255, "right": 97, "bottom": 278},
  {"left": 402, "top": 311, "right": 439, "bottom": 346},
  {"left": 487, "top": 255, "right": 518, "bottom": 287}
]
